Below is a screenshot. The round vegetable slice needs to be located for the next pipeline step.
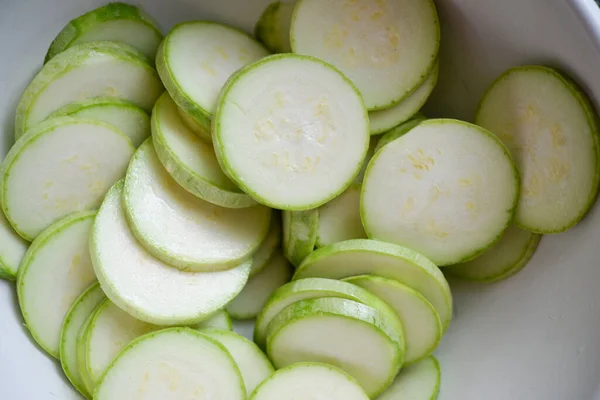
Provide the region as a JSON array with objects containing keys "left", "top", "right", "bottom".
[
  {"left": 123, "top": 140, "right": 271, "bottom": 271},
  {"left": 0, "top": 210, "right": 28, "bottom": 280},
  {"left": 316, "top": 183, "right": 366, "bottom": 247},
  {"left": 15, "top": 41, "right": 163, "bottom": 138},
  {"left": 374, "top": 115, "right": 426, "bottom": 153},
  {"left": 48, "top": 97, "right": 150, "bottom": 147},
  {"left": 77, "top": 305, "right": 101, "bottom": 396},
  {"left": 95, "top": 327, "right": 245, "bottom": 400},
  {"left": 355, "top": 135, "right": 381, "bottom": 183},
  {"left": 151, "top": 93, "right": 256, "bottom": 208},
  {"left": 1, "top": 117, "right": 134, "bottom": 240},
  {"left": 377, "top": 357, "right": 441, "bottom": 400},
  {"left": 60, "top": 283, "right": 106, "bottom": 398},
  {"left": 193, "top": 310, "right": 233, "bottom": 331},
  {"left": 475, "top": 65, "right": 600, "bottom": 233},
  {"left": 91, "top": 181, "right": 252, "bottom": 325},
  {"left": 282, "top": 209, "right": 318, "bottom": 267},
  {"left": 293, "top": 239, "right": 452, "bottom": 330},
  {"left": 44, "top": 2, "right": 162, "bottom": 62},
  {"left": 254, "top": 277, "right": 404, "bottom": 349},
  {"left": 213, "top": 54, "right": 369, "bottom": 210},
  {"left": 369, "top": 63, "right": 438, "bottom": 135},
  {"left": 250, "top": 215, "right": 282, "bottom": 277},
  {"left": 361, "top": 119, "right": 519, "bottom": 266},
  {"left": 344, "top": 275, "right": 442, "bottom": 364},
  {"left": 17, "top": 211, "right": 97, "bottom": 358},
  {"left": 290, "top": 0, "right": 439, "bottom": 110},
  {"left": 177, "top": 107, "right": 212, "bottom": 142},
  {"left": 250, "top": 362, "right": 369, "bottom": 400},
  {"left": 157, "top": 21, "right": 269, "bottom": 131},
  {"left": 446, "top": 225, "right": 542, "bottom": 283},
  {"left": 266, "top": 297, "right": 404, "bottom": 397},
  {"left": 201, "top": 329, "right": 274, "bottom": 395},
  {"left": 254, "top": 1, "right": 294, "bottom": 53},
  {"left": 226, "top": 251, "right": 293, "bottom": 320}
]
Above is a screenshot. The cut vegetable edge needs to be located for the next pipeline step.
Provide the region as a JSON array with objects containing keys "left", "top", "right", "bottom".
[
  {"left": 378, "top": 356, "right": 441, "bottom": 400},
  {"left": 0, "top": 209, "right": 28, "bottom": 280},
  {"left": 250, "top": 215, "right": 282, "bottom": 277},
  {"left": 373, "top": 114, "right": 427, "bottom": 154},
  {"left": 315, "top": 182, "right": 366, "bottom": 247},
  {"left": 193, "top": 310, "right": 233, "bottom": 331},
  {"left": 77, "top": 305, "right": 101, "bottom": 396},
  {"left": 283, "top": 209, "right": 319, "bottom": 267},
  {"left": 254, "top": 1, "right": 294, "bottom": 53}
]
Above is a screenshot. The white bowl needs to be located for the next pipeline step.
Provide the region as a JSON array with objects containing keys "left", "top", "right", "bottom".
[{"left": 2, "top": 0, "right": 600, "bottom": 399}]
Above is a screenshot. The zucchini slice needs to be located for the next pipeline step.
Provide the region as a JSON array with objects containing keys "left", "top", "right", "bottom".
[
  {"left": 378, "top": 356, "right": 441, "bottom": 400},
  {"left": 193, "top": 310, "right": 233, "bottom": 331},
  {"left": 374, "top": 114, "right": 426, "bottom": 153},
  {"left": 282, "top": 209, "right": 318, "bottom": 267},
  {"left": 0, "top": 210, "right": 28, "bottom": 280},
  {"left": 250, "top": 215, "right": 282, "bottom": 277},
  {"left": 254, "top": 1, "right": 295, "bottom": 53},
  {"left": 316, "top": 183, "right": 366, "bottom": 247}
]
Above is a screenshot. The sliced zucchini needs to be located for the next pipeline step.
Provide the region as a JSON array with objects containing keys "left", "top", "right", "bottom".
[
  {"left": 254, "top": 1, "right": 295, "bottom": 53},
  {"left": 94, "top": 328, "right": 246, "bottom": 400},
  {"left": 250, "top": 362, "right": 369, "bottom": 400},
  {"left": 446, "top": 225, "right": 542, "bottom": 283},
  {"left": 60, "top": 283, "right": 106, "bottom": 398},
  {"left": 369, "top": 63, "right": 438, "bottom": 135},
  {"left": 0, "top": 210, "right": 28, "bottom": 280},
  {"left": 290, "top": 0, "right": 439, "bottom": 110},
  {"left": 266, "top": 297, "right": 404, "bottom": 397},
  {"left": 1, "top": 117, "right": 134, "bottom": 240},
  {"left": 226, "top": 251, "right": 293, "bottom": 320},
  {"left": 151, "top": 93, "right": 256, "bottom": 208},
  {"left": 15, "top": 41, "right": 162, "bottom": 138},
  {"left": 157, "top": 21, "right": 269, "bottom": 131},
  {"left": 374, "top": 115, "right": 426, "bottom": 153},
  {"left": 344, "top": 275, "right": 442, "bottom": 364},
  {"left": 254, "top": 277, "right": 404, "bottom": 349},
  {"left": 377, "top": 357, "right": 441, "bottom": 400},
  {"left": 355, "top": 135, "right": 381, "bottom": 183},
  {"left": 91, "top": 181, "right": 252, "bottom": 325},
  {"left": 476, "top": 66, "right": 600, "bottom": 233},
  {"left": 293, "top": 239, "right": 452, "bottom": 330},
  {"left": 361, "top": 119, "right": 519, "bottom": 266},
  {"left": 48, "top": 97, "right": 150, "bottom": 147},
  {"left": 177, "top": 107, "right": 212, "bottom": 142},
  {"left": 282, "top": 209, "right": 318, "bottom": 266},
  {"left": 123, "top": 140, "right": 271, "bottom": 271},
  {"left": 45, "top": 2, "right": 162, "bottom": 62},
  {"left": 213, "top": 54, "right": 369, "bottom": 210},
  {"left": 193, "top": 310, "right": 233, "bottom": 331},
  {"left": 250, "top": 215, "right": 282, "bottom": 277},
  {"left": 201, "top": 329, "right": 274, "bottom": 395},
  {"left": 316, "top": 183, "right": 366, "bottom": 247},
  {"left": 77, "top": 305, "right": 100, "bottom": 396},
  {"left": 17, "top": 211, "right": 97, "bottom": 358}
]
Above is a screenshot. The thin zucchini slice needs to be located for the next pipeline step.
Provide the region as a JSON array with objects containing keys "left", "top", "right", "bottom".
[
  {"left": 254, "top": 1, "right": 295, "bottom": 53},
  {"left": 0, "top": 210, "right": 28, "bottom": 280},
  {"left": 476, "top": 65, "right": 600, "bottom": 233},
  {"left": 177, "top": 107, "right": 212, "bottom": 142},
  {"left": 157, "top": 21, "right": 269, "bottom": 131},
  {"left": 123, "top": 140, "right": 271, "bottom": 271},
  {"left": 15, "top": 41, "right": 162, "bottom": 138},
  {"left": 254, "top": 277, "right": 404, "bottom": 350},
  {"left": 266, "top": 297, "right": 404, "bottom": 397},
  {"left": 369, "top": 63, "right": 438, "bottom": 135},
  {"left": 377, "top": 357, "right": 441, "bottom": 400},
  {"left": 250, "top": 215, "right": 282, "bottom": 277},
  {"left": 201, "top": 329, "right": 274, "bottom": 395},
  {"left": 193, "top": 310, "right": 233, "bottom": 331},
  {"left": 293, "top": 239, "right": 452, "bottom": 330},
  {"left": 446, "top": 225, "right": 542, "bottom": 283},
  {"left": 151, "top": 93, "right": 256, "bottom": 208},
  {"left": 48, "top": 97, "right": 150, "bottom": 147},
  {"left": 316, "top": 183, "right": 366, "bottom": 247},
  {"left": 17, "top": 211, "right": 97, "bottom": 358},
  {"left": 282, "top": 209, "right": 318, "bottom": 267},
  {"left": 1, "top": 117, "right": 134, "bottom": 240},
  {"left": 355, "top": 135, "right": 381, "bottom": 183},
  {"left": 91, "top": 181, "right": 252, "bottom": 325},
  {"left": 250, "top": 362, "right": 369, "bottom": 400},
  {"left": 77, "top": 306, "right": 101, "bottom": 396},
  {"left": 45, "top": 2, "right": 162, "bottom": 62},
  {"left": 213, "top": 54, "right": 369, "bottom": 210},
  {"left": 290, "top": 0, "right": 439, "bottom": 110},
  {"left": 226, "top": 251, "right": 293, "bottom": 320},
  {"left": 60, "top": 283, "right": 106, "bottom": 398},
  {"left": 374, "top": 115, "right": 426, "bottom": 153},
  {"left": 95, "top": 328, "right": 246, "bottom": 400},
  {"left": 361, "top": 119, "right": 519, "bottom": 266},
  {"left": 344, "top": 275, "right": 442, "bottom": 364}
]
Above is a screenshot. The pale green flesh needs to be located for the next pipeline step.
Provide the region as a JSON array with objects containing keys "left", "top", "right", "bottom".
[
  {"left": 250, "top": 362, "right": 369, "bottom": 400},
  {"left": 316, "top": 183, "right": 366, "bottom": 247},
  {"left": 254, "top": 1, "right": 295, "bottom": 53},
  {"left": 48, "top": 97, "right": 150, "bottom": 147},
  {"left": 377, "top": 357, "right": 441, "bottom": 400},
  {"left": 193, "top": 310, "right": 233, "bottom": 331},
  {"left": 77, "top": 307, "right": 99, "bottom": 397},
  {"left": 344, "top": 275, "right": 442, "bottom": 364},
  {"left": 94, "top": 328, "right": 246, "bottom": 400},
  {"left": 283, "top": 209, "right": 318, "bottom": 267},
  {"left": 59, "top": 283, "right": 106, "bottom": 398},
  {"left": 45, "top": 2, "right": 163, "bottom": 62},
  {"left": 266, "top": 297, "right": 403, "bottom": 398},
  {"left": 0, "top": 209, "right": 28, "bottom": 280},
  {"left": 250, "top": 215, "right": 282, "bottom": 277},
  {"left": 293, "top": 239, "right": 453, "bottom": 331},
  {"left": 254, "top": 277, "right": 405, "bottom": 349},
  {"left": 177, "top": 107, "right": 212, "bottom": 142},
  {"left": 374, "top": 114, "right": 427, "bottom": 153},
  {"left": 475, "top": 65, "right": 600, "bottom": 233},
  {"left": 446, "top": 224, "right": 542, "bottom": 282}
]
